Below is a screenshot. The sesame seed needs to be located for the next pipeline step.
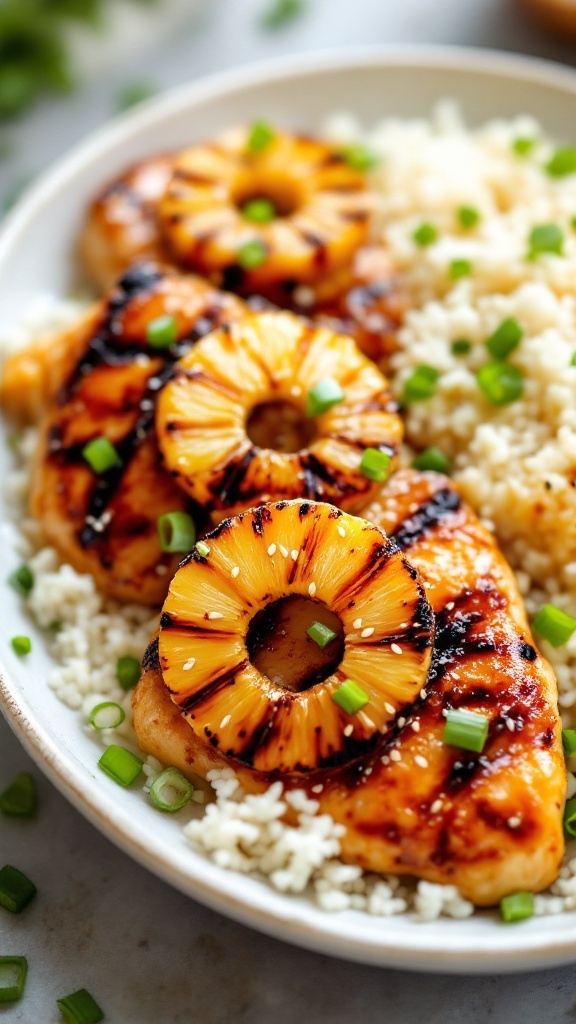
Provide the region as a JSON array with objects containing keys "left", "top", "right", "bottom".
[
  {"left": 291, "top": 549, "right": 299, "bottom": 561},
  {"left": 343, "top": 723, "right": 354, "bottom": 737},
  {"left": 220, "top": 714, "right": 231, "bottom": 729},
  {"left": 384, "top": 702, "right": 396, "bottom": 716},
  {"left": 208, "top": 611, "right": 223, "bottom": 620},
  {"left": 231, "top": 566, "right": 240, "bottom": 578},
  {"left": 389, "top": 749, "right": 401, "bottom": 762},
  {"left": 337, "top": 525, "right": 346, "bottom": 538},
  {"left": 267, "top": 544, "right": 277, "bottom": 556},
  {"left": 293, "top": 285, "right": 315, "bottom": 307},
  {"left": 308, "top": 582, "right": 317, "bottom": 597},
  {"left": 353, "top": 618, "right": 363, "bottom": 629},
  {"left": 364, "top": 767, "right": 373, "bottom": 776},
  {"left": 414, "top": 754, "right": 428, "bottom": 768},
  {"left": 397, "top": 716, "right": 406, "bottom": 728},
  {"left": 399, "top": 622, "right": 407, "bottom": 629},
  {"left": 424, "top": 582, "right": 433, "bottom": 589},
  {"left": 430, "top": 799, "right": 443, "bottom": 814},
  {"left": 411, "top": 720, "right": 421, "bottom": 733},
  {"left": 177, "top": 456, "right": 186, "bottom": 465},
  {"left": 311, "top": 783, "right": 324, "bottom": 794},
  {"left": 508, "top": 815, "right": 522, "bottom": 829},
  {"left": 391, "top": 643, "right": 403, "bottom": 655},
  {"left": 506, "top": 718, "right": 515, "bottom": 732},
  {"left": 290, "top": 385, "right": 303, "bottom": 397},
  {"left": 155, "top": 565, "right": 168, "bottom": 576},
  {"left": 381, "top": 755, "right": 390, "bottom": 765},
  {"left": 279, "top": 545, "right": 289, "bottom": 558},
  {"left": 183, "top": 657, "right": 196, "bottom": 671},
  {"left": 361, "top": 626, "right": 374, "bottom": 638},
  {"left": 446, "top": 601, "right": 455, "bottom": 611},
  {"left": 420, "top": 689, "right": 427, "bottom": 700}
]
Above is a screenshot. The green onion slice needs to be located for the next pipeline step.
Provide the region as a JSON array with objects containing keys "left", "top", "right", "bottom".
[
  {"left": 512, "top": 137, "right": 535, "bottom": 157},
  {"left": 10, "top": 636, "right": 31, "bottom": 657},
  {"left": 564, "top": 796, "right": 576, "bottom": 838},
  {"left": 449, "top": 258, "right": 473, "bottom": 279},
  {"left": 56, "top": 988, "right": 104, "bottom": 1024},
  {"left": 89, "top": 702, "right": 125, "bottom": 731},
  {"left": 306, "top": 378, "right": 344, "bottom": 417},
  {"left": 403, "top": 365, "right": 439, "bottom": 404},
  {"left": 7, "top": 564, "right": 34, "bottom": 597},
  {"left": 247, "top": 120, "right": 276, "bottom": 153},
  {"left": 0, "top": 864, "right": 37, "bottom": 914},
  {"left": 485, "top": 318, "right": 523, "bottom": 360},
  {"left": 562, "top": 729, "right": 576, "bottom": 757},
  {"left": 116, "top": 655, "right": 141, "bottom": 691},
  {"left": 0, "top": 772, "right": 36, "bottom": 818},
  {"left": 146, "top": 314, "right": 178, "bottom": 349},
  {"left": 0, "top": 957, "right": 28, "bottom": 1004},
  {"left": 149, "top": 767, "right": 194, "bottom": 812},
  {"left": 157, "top": 511, "right": 196, "bottom": 553},
  {"left": 571, "top": 351, "right": 576, "bottom": 367},
  {"left": 546, "top": 147, "right": 576, "bottom": 177},
  {"left": 307, "top": 621, "right": 337, "bottom": 648},
  {"left": 532, "top": 604, "right": 576, "bottom": 647},
  {"left": 98, "top": 745, "right": 143, "bottom": 788},
  {"left": 442, "top": 708, "right": 489, "bottom": 754},
  {"left": 528, "top": 223, "right": 564, "bottom": 258},
  {"left": 412, "top": 222, "right": 437, "bottom": 247},
  {"left": 339, "top": 144, "right": 379, "bottom": 172},
  {"left": 242, "top": 198, "right": 276, "bottom": 223},
  {"left": 451, "top": 338, "right": 472, "bottom": 356},
  {"left": 457, "top": 206, "right": 480, "bottom": 229},
  {"left": 476, "top": 362, "right": 523, "bottom": 406},
  {"left": 195, "top": 540, "right": 211, "bottom": 559},
  {"left": 359, "top": 447, "right": 391, "bottom": 482},
  {"left": 237, "top": 239, "right": 267, "bottom": 269},
  {"left": 332, "top": 679, "right": 369, "bottom": 715},
  {"left": 412, "top": 447, "right": 450, "bottom": 474},
  {"left": 500, "top": 891, "right": 534, "bottom": 923},
  {"left": 82, "top": 437, "right": 121, "bottom": 474}
]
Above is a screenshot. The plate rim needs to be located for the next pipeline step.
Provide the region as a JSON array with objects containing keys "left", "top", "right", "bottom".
[{"left": 2, "top": 43, "right": 576, "bottom": 974}]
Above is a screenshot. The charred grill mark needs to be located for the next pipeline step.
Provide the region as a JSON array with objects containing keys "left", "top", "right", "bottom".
[
  {"left": 445, "top": 756, "right": 486, "bottom": 794},
  {"left": 391, "top": 488, "right": 462, "bottom": 552},
  {"left": 332, "top": 540, "right": 391, "bottom": 607},
  {"left": 519, "top": 642, "right": 538, "bottom": 661},
  {"left": 180, "top": 660, "right": 246, "bottom": 713},
  {"left": 142, "top": 636, "right": 160, "bottom": 672},
  {"left": 213, "top": 447, "right": 257, "bottom": 507},
  {"left": 252, "top": 504, "right": 273, "bottom": 536}
]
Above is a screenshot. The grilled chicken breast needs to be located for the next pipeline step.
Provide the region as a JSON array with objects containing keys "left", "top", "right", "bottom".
[{"left": 133, "top": 470, "right": 564, "bottom": 904}]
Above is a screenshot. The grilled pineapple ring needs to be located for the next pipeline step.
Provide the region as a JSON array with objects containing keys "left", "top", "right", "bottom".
[
  {"left": 156, "top": 310, "right": 403, "bottom": 517},
  {"left": 158, "top": 126, "right": 375, "bottom": 299},
  {"left": 159, "top": 499, "right": 434, "bottom": 775}
]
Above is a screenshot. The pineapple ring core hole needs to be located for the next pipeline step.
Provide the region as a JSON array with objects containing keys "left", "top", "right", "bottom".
[
  {"left": 246, "top": 595, "right": 344, "bottom": 693},
  {"left": 233, "top": 173, "right": 303, "bottom": 219},
  {"left": 246, "top": 399, "right": 317, "bottom": 454}
]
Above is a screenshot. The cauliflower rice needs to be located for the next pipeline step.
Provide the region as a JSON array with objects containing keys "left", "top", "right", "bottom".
[{"left": 4, "top": 103, "right": 576, "bottom": 921}]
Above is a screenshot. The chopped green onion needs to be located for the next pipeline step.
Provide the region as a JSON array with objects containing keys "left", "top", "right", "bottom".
[
  {"left": 0, "top": 957, "right": 28, "bottom": 1004},
  {"left": 412, "top": 222, "right": 437, "bottom": 247},
  {"left": 412, "top": 447, "right": 451, "bottom": 474},
  {"left": 0, "top": 773, "right": 36, "bottom": 818},
  {"left": 546, "top": 147, "right": 576, "bottom": 177},
  {"left": 237, "top": 239, "right": 267, "bottom": 270},
  {"left": 359, "top": 447, "right": 391, "bottom": 482},
  {"left": 332, "top": 679, "right": 369, "bottom": 715},
  {"left": 451, "top": 338, "right": 472, "bottom": 357},
  {"left": 571, "top": 215, "right": 576, "bottom": 232},
  {"left": 476, "top": 362, "right": 523, "bottom": 406},
  {"left": 259, "top": 0, "right": 305, "bottom": 29},
  {"left": 8, "top": 564, "right": 34, "bottom": 597},
  {"left": 571, "top": 351, "right": 576, "bottom": 367},
  {"left": 157, "top": 511, "right": 196, "bottom": 553},
  {"left": 564, "top": 797, "right": 576, "bottom": 838},
  {"left": 89, "top": 702, "right": 125, "bottom": 731},
  {"left": 56, "top": 988, "right": 104, "bottom": 1024},
  {"left": 149, "top": 767, "right": 194, "bottom": 812},
  {"left": 117, "top": 81, "right": 155, "bottom": 111},
  {"left": 442, "top": 708, "right": 489, "bottom": 753},
  {"left": 247, "top": 120, "right": 276, "bottom": 153},
  {"left": 512, "top": 137, "right": 535, "bottom": 157},
  {"left": 403, "top": 365, "right": 439, "bottom": 404},
  {"left": 485, "top": 318, "right": 523, "bottom": 360},
  {"left": 457, "top": 206, "right": 480, "bottom": 229},
  {"left": 116, "top": 655, "right": 140, "bottom": 691},
  {"left": 306, "top": 378, "right": 344, "bottom": 417},
  {"left": 532, "top": 604, "right": 576, "bottom": 647},
  {"left": 242, "top": 198, "right": 276, "bottom": 223},
  {"left": 98, "top": 745, "right": 143, "bottom": 788},
  {"left": 562, "top": 729, "right": 576, "bottom": 756},
  {"left": 146, "top": 314, "right": 178, "bottom": 349},
  {"left": 47, "top": 620, "right": 62, "bottom": 633},
  {"left": 500, "top": 891, "right": 534, "bottom": 923},
  {"left": 195, "top": 540, "right": 211, "bottom": 559},
  {"left": 82, "top": 437, "right": 121, "bottom": 474},
  {"left": 339, "top": 144, "right": 379, "bottom": 172},
  {"left": 449, "top": 258, "right": 473, "bottom": 279},
  {"left": 307, "top": 621, "right": 338, "bottom": 648},
  {"left": 11, "top": 636, "right": 31, "bottom": 657},
  {"left": 6, "top": 432, "right": 20, "bottom": 451},
  {"left": 528, "top": 223, "right": 564, "bottom": 258},
  {"left": 0, "top": 865, "right": 36, "bottom": 914}
]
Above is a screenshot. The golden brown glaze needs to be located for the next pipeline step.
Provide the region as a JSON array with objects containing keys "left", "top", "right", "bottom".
[
  {"left": 133, "top": 471, "right": 565, "bottom": 903},
  {"left": 29, "top": 264, "right": 247, "bottom": 605}
]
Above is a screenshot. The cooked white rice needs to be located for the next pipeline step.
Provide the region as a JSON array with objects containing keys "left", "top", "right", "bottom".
[{"left": 4, "top": 104, "right": 576, "bottom": 921}]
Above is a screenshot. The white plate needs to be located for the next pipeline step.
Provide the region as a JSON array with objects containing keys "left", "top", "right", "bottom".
[{"left": 2, "top": 46, "right": 576, "bottom": 974}]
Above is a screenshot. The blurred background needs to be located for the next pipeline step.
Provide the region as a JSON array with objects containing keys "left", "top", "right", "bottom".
[{"left": 1, "top": 0, "right": 576, "bottom": 212}]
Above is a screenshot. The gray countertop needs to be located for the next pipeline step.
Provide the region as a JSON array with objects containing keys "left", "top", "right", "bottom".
[{"left": 2, "top": 1, "right": 576, "bottom": 1020}]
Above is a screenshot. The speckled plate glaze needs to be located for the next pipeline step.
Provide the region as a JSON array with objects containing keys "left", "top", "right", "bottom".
[{"left": 2, "top": 46, "right": 576, "bottom": 973}]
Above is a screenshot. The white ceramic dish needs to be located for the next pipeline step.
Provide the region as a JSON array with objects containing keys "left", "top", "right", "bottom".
[{"left": 2, "top": 46, "right": 576, "bottom": 974}]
